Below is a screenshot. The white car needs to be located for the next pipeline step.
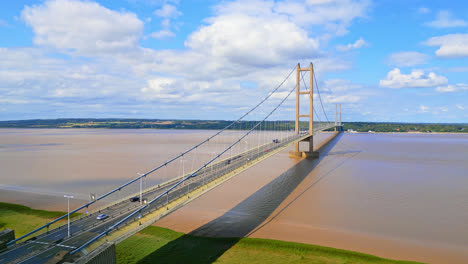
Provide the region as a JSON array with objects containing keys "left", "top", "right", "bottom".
[{"left": 96, "top": 214, "right": 109, "bottom": 220}]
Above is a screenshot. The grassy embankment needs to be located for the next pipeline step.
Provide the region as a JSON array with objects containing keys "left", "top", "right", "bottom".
[
  {"left": 0, "top": 202, "right": 423, "bottom": 264},
  {"left": 0, "top": 202, "right": 80, "bottom": 239},
  {"left": 116, "top": 226, "right": 423, "bottom": 264}
]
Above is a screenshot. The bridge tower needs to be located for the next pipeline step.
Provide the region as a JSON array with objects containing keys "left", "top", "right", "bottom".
[
  {"left": 289, "top": 63, "right": 319, "bottom": 158},
  {"left": 335, "top": 104, "right": 342, "bottom": 131}
]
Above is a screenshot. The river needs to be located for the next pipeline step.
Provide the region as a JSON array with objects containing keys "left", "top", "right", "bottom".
[{"left": 0, "top": 129, "right": 467, "bottom": 263}]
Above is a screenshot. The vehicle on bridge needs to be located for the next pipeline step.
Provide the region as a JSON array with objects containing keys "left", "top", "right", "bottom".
[
  {"left": 129, "top": 197, "right": 140, "bottom": 202},
  {"left": 96, "top": 214, "right": 109, "bottom": 220}
]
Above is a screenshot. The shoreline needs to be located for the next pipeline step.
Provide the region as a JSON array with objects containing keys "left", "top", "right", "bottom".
[
  {"left": 0, "top": 189, "right": 88, "bottom": 212},
  {"left": 344, "top": 131, "right": 467, "bottom": 135},
  {"left": 1, "top": 127, "right": 466, "bottom": 135}
]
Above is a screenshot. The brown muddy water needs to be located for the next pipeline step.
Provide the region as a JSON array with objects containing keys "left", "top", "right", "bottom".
[{"left": 0, "top": 129, "right": 467, "bottom": 263}]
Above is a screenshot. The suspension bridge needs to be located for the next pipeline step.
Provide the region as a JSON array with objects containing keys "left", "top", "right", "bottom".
[{"left": 0, "top": 63, "right": 343, "bottom": 264}]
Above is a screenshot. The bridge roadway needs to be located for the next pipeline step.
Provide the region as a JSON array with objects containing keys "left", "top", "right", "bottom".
[{"left": 1, "top": 131, "right": 318, "bottom": 264}]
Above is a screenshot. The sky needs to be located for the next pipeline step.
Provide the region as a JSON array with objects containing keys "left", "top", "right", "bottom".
[{"left": 0, "top": 0, "right": 467, "bottom": 123}]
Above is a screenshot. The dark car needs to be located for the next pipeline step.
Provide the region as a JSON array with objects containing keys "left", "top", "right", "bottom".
[
  {"left": 96, "top": 214, "right": 109, "bottom": 220},
  {"left": 129, "top": 197, "right": 140, "bottom": 202},
  {"left": 272, "top": 139, "right": 279, "bottom": 143}
]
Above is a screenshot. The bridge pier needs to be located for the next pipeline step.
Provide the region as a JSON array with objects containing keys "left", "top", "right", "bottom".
[{"left": 289, "top": 135, "right": 319, "bottom": 159}]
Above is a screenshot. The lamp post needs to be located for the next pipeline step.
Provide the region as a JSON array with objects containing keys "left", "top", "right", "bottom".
[
  {"left": 137, "top": 173, "right": 144, "bottom": 205},
  {"left": 181, "top": 159, "right": 186, "bottom": 177},
  {"left": 64, "top": 195, "right": 74, "bottom": 238},
  {"left": 181, "top": 159, "right": 188, "bottom": 193}
]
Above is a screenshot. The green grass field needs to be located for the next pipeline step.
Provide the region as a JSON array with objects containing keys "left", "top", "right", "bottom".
[
  {"left": 116, "top": 226, "right": 423, "bottom": 264},
  {"left": 0, "top": 202, "right": 80, "bottom": 239},
  {"left": 0, "top": 202, "right": 424, "bottom": 264}
]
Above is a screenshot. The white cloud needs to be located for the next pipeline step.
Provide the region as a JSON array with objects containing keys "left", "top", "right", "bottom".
[
  {"left": 21, "top": 0, "right": 143, "bottom": 56},
  {"left": 215, "top": 0, "right": 370, "bottom": 36},
  {"left": 185, "top": 13, "right": 320, "bottom": 67},
  {"left": 141, "top": 77, "right": 180, "bottom": 100},
  {"left": 325, "top": 94, "right": 360, "bottom": 103},
  {"left": 387, "top": 51, "right": 429, "bottom": 67},
  {"left": 435, "top": 83, "right": 468, "bottom": 93},
  {"left": 140, "top": 76, "right": 245, "bottom": 104},
  {"left": 379, "top": 68, "right": 448, "bottom": 89},
  {"left": 1, "top": 0, "right": 371, "bottom": 120},
  {"left": 150, "top": 29, "right": 175, "bottom": 39},
  {"left": 426, "top": 10, "right": 467, "bottom": 28},
  {"left": 336, "top": 37, "right": 367, "bottom": 52},
  {"left": 152, "top": 3, "right": 181, "bottom": 39},
  {"left": 425, "top": 34, "right": 468, "bottom": 58},
  {"left": 0, "top": 47, "right": 144, "bottom": 107},
  {"left": 154, "top": 4, "right": 181, "bottom": 18},
  {"left": 456, "top": 104, "right": 465, "bottom": 110},
  {"left": 419, "top": 105, "right": 429, "bottom": 113},
  {"left": 307, "top": 0, "right": 335, "bottom": 4},
  {"left": 435, "top": 85, "right": 456, "bottom": 93}
]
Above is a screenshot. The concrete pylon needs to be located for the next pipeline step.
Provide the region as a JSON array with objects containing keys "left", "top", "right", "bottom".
[
  {"left": 339, "top": 104, "right": 342, "bottom": 130},
  {"left": 289, "top": 63, "right": 319, "bottom": 159}
]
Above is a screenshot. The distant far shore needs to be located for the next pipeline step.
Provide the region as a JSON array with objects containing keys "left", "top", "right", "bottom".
[
  {"left": 344, "top": 131, "right": 468, "bottom": 135},
  {"left": 0, "top": 118, "right": 467, "bottom": 133}
]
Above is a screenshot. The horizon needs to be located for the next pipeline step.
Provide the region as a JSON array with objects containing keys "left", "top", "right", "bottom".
[{"left": 0, "top": 117, "right": 467, "bottom": 125}]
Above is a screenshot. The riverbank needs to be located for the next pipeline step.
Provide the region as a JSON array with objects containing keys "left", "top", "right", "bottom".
[
  {"left": 0, "top": 202, "right": 80, "bottom": 239},
  {"left": 0, "top": 202, "right": 422, "bottom": 264},
  {"left": 0, "top": 119, "right": 466, "bottom": 134},
  {"left": 116, "top": 225, "right": 423, "bottom": 264}
]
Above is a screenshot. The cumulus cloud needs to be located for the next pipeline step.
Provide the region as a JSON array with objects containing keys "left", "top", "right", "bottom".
[
  {"left": 336, "top": 38, "right": 367, "bottom": 51},
  {"left": 154, "top": 4, "right": 181, "bottom": 18},
  {"left": 151, "top": 3, "right": 181, "bottom": 39},
  {"left": 425, "top": 33, "right": 468, "bottom": 58},
  {"left": 186, "top": 13, "right": 320, "bottom": 67},
  {"left": 151, "top": 29, "right": 175, "bottom": 39},
  {"left": 2, "top": 0, "right": 371, "bottom": 120},
  {"left": 141, "top": 76, "right": 246, "bottom": 106},
  {"left": 387, "top": 52, "right": 429, "bottom": 67},
  {"left": 141, "top": 77, "right": 180, "bottom": 100},
  {"left": 21, "top": 0, "right": 143, "bottom": 56},
  {"left": 379, "top": 68, "right": 448, "bottom": 89},
  {"left": 426, "top": 10, "right": 467, "bottom": 28},
  {"left": 215, "top": 0, "right": 370, "bottom": 36}
]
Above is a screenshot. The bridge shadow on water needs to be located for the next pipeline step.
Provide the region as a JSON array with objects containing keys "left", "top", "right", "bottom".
[{"left": 137, "top": 134, "right": 343, "bottom": 264}]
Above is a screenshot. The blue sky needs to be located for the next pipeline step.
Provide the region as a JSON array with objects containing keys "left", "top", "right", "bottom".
[{"left": 0, "top": 0, "right": 467, "bottom": 123}]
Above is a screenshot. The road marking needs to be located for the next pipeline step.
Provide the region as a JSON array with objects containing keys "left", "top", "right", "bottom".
[
  {"left": 57, "top": 244, "right": 77, "bottom": 249},
  {"left": 31, "top": 241, "right": 76, "bottom": 249}
]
